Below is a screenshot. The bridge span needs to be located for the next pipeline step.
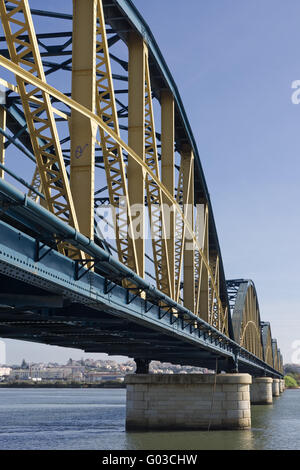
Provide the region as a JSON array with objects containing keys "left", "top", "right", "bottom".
[{"left": 0, "top": 0, "right": 284, "bottom": 430}]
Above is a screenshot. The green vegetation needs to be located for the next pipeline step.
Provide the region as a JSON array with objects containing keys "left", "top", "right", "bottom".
[
  {"left": 283, "top": 364, "right": 300, "bottom": 388},
  {"left": 284, "top": 375, "right": 299, "bottom": 389}
]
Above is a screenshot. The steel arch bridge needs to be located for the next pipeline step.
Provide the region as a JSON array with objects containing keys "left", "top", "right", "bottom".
[{"left": 0, "top": 0, "right": 283, "bottom": 377}]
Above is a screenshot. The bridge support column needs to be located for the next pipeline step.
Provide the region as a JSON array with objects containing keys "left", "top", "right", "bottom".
[
  {"left": 134, "top": 358, "right": 150, "bottom": 374},
  {"left": 272, "top": 378, "right": 280, "bottom": 397},
  {"left": 250, "top": 377, "right": 273, "bottom": 405},
  {"left": 125, "top": 374, "right": 252, "bottom": 431},
  {"left": 279, "top": 379, "right": 285, "bottom": 393}
]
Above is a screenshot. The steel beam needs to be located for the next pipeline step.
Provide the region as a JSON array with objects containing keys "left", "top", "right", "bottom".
[
  {"left": 0, "top": 105, "right": 5, "bottom": 179},
  {"left": 128, "top": 31, "right": 146, "bottom": 277},
  {"left": 144, "top": 59, "right": 171, "bottom": 296},
  {"left": 199, "top": 206, "right": 209, "bottom": 322},
  {"left": 182, "top": 145, "right": 195, "bottom": 313},
  {"left": 95, "top": 0, "right": 138, "bottom": 274},
  {"left": 0, "top": 54, "right": 216, "bottom": 272},
  {"left": 70, "top": 0, "right": 97, "bottom": 239},
  {"left": 0, "top": 0, "right": 80, "bottom": 250},
  {"left": 161, "top": 89, "right": 175, "bottom": 299}
]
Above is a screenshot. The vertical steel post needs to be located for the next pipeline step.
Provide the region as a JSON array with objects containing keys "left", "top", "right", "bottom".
[
  {"left": 70, "top": 0, "right": 97, "bottom": 239},
  {"left": 182, "top": 145, "right": 195, "bottom": 313},
  {"left": 95, "top": 0, "right": 138, "bottom": 274},
  {"left": 161, "top": 90, "right": 175, "bottom": 299},
  {"left": 128, "top": 32, "right": 146, "bottom": 278},
  {"left": 0, "top": 106, "right": 6, "bottom": 179},
  {"left": 199, "top": 205, "right": 209, "bottom": 322},
  {"left": 144, "top": 65, "right": 171, "bottom": 296},
  {"left": 174, "top": 163, "right": 184, "bottom": 302}
]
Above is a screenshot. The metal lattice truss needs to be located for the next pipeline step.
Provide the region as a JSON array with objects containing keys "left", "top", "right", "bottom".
[
  {"left": 278, "top": 350, "right": 283, "bottom": 375},
  {"left": 95, "top": 0, "right": 138, "bottom": 274},
  {"left": 144, "top": 52, "right": 171, "bottom": 297},
  {"left": 272, "top": 339, "right": 279, "bottom": 371},
  {"left": 174, "top": 162, "right": 184, "bottom": 301},
  {"left": 227, "top": 279, "right": 280, "bottom": 364},
  {"left": 261, "top": 322, "right": 274, "bottom": 368},
  {"left": 28, "top": 165, "right": 41, "bottom": 200},
  {"left": 0, "top": 0, "right": 282, "bottom": 357},
  {"left": 0, "top": 1, "right": 78, "bottom": 228},
  {"left": 0, "top": 0, "right": 82, "bottom": 259}
]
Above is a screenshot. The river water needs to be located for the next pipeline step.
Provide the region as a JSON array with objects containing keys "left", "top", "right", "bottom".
[{"left": 0, "top": 388, "right": 298, "bottom": 450}]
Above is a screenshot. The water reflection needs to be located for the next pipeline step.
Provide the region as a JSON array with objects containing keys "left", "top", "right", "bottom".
[
  {"left": 126, "top": 392, "right": 300, "bottom": 450},
  {"left": 126, "top": 428, "right": 255, "bottom": 450},
  {"left": 250, "top": 392, "right": 300, "bottom": 450}
]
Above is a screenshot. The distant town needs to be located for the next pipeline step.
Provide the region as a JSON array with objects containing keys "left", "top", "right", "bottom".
[{"left": 0, "top": 358, "right": 209, "bottom": 387}]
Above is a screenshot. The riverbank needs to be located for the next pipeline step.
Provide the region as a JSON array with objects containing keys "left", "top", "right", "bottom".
[
  {"left": 284, "top": 374, "right": 300, "bottom": 389},
  {"left": 0, "top": 381, "right": 126, "bottom": 389}
]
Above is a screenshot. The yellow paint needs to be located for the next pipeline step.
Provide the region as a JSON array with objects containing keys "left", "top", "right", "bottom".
[{"left": 70, "top": 0, "right": 97, "bottom": 240}]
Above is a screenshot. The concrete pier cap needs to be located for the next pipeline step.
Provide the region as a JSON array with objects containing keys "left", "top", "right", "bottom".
[
  {"left": 125, "top": 373, "right": 252, "bottom": 431},
  {"left": 250, "top": 377, "right": 273, "bottom": 405}
]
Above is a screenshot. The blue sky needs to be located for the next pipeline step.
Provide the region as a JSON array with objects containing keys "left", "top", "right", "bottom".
[{"left": 2, "top": 0, "right": 300, "bottom": 364}]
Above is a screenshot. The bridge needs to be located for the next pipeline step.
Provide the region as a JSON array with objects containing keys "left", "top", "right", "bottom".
[{"left": 0, "top": 0, "right": 284, "bottom": 431}]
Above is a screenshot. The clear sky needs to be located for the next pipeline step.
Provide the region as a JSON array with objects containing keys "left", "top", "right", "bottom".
[{"left": 2, "top": 0, "right": 300, "bottom": 365}]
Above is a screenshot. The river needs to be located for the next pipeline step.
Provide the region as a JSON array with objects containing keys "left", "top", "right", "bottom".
[{"left": 0, "top": 388, "right": 298, "bottom": 450}]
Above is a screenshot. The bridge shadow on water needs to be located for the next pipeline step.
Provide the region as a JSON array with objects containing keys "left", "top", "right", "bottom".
[{"left": 126, "top": 428, "right": 256, "bottom": 451}]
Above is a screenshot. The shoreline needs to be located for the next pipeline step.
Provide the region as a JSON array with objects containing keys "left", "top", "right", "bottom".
[{"left": 0, "top": 382, "right": 125, "bottom": 389}]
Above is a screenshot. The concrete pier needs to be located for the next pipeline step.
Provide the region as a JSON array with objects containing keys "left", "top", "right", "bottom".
[
  {"left": 125, "top": 373, "right": 252, "bottom": 431},
  {"left": 250, "top": 377, "right": 273, "bottom": 405},
  {"left": 279, "top": 379, "right": 285, "bottom": 393},
  {"left": 272, "top": 379, "right": 280, "bottom": 397}
]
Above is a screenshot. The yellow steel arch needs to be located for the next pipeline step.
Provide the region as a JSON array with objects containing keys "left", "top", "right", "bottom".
[
  {"left": 231, "top": 281, "right": 263, "bottom": 360},
  {"left": 272, "top": 339, "right": 279, "bottom": 371},
  {"left": 261, "top": 322, "right": 274, "bottom": 368}
]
